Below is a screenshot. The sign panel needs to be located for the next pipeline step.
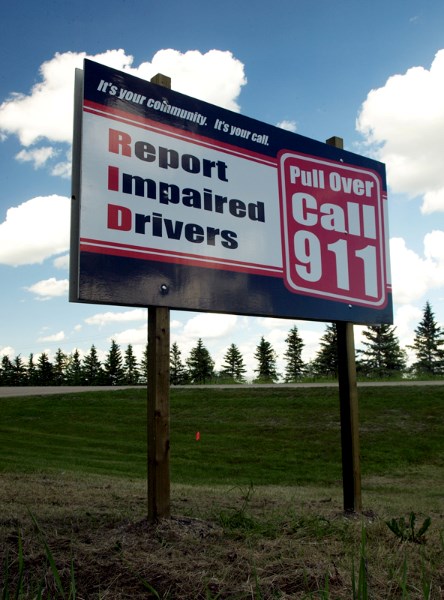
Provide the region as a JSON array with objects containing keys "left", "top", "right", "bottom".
[{"left": 71, "top": 59, "right": 393, "bottom": 324}]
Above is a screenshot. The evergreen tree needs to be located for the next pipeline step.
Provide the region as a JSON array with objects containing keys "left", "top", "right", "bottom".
[
  {"left": 35, "top": 352, "right": 54, "bottom": 385},
  {"left": 221, "top": 343, "right": 247, "bottom": 382},
  {"left": 186, "top": 338, "right": 215, "bottom": 384},
  {"left": 82, "top": 344, "right": 103, "bottom": 385},
  {"left": 53, "top": 348, "right": 68, "bottom": 385},
  {"left": 283, "top": 325, "right": 306, "bottom": 382},
  {"left": 103, "top": 339, "right": 125, "bottom": 385},
  {"left": 0, "top": 355, "right": 14, "bottom": 385},
  {"left": 357, "top": 324, "right": 406, "bottom": 378},
  {"left": 27, "top": 353, "right": 37, "bottom": 385},
  {"left": 123, "top": 344, "right": 140, "bottom": 384},
  {"left": 253, "top": 336, "right": 279, "bottom": 383},
  {"left": 65, "top": 349, "right": 83, "bottom": 385},
  {"left": 409, "top": 301, "right": 444, "bottom": 376},
  {"left": 310, "top": 324, "right": 338, "bottom": 379},
  {"left": 12, "top": 355, "right": 27, "bottom": 385},
  {"left": 170, "top": 342, "right": 188, "bottom": 385},
  {"left": 139, "top": 343, "right": 148, "bottom": 384}
]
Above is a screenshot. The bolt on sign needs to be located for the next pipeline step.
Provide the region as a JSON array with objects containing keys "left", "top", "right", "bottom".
[{"left": 70, "top": 59, "right": 393, "bottom": 325}]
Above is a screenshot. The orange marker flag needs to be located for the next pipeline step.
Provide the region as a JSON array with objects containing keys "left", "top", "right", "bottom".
[{"left": 195, "top": 431, "right": 200, "bottom": 441}]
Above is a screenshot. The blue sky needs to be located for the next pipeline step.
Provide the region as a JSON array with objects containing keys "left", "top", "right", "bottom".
[{"left": 1, "top": 0, "right": 444, "bottom": 379}]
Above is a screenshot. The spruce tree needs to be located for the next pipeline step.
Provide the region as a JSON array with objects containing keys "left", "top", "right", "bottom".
[
  {"left": 253, "top": 336, "right": 278, "bottom": 383},
  {"left": 123, "top": 344, "right": 140, "bottom": 384},
  {"left": 0, "top": 355, "right": 14, "bottom": 385},
  {"left": 221, "top": 343, "right": 247, "bottom": 382},
  {"left": 103, "top": 339, "right": 125, "bottom": 385},
  {"left": 12, "top": 355, "right": 27, "bottom": 385},
  {"left": 409, "top": 301, "right": 444, "bottom": 376},
  {"left": 357, "top": 324, "right": 406, "bottom": 378},
  {"left": 27, "top": 353, "right": 37, "bottom": 385},
  {"left": 65, "top": 349, "right": 82, "bottom": 385},
  {"left": 310, "top": 324, "right": 338, "bottom": 378},
  {"left": 139, "top": 343, "right": 149, "bottom": 384},
  {"left": 35, "top": 352, "right": 54, "bottom": 385},
  {"left": 82, "top": 344, "right": 104, "bottom": 385},
  {"left": 283, "top": 325, "right": 306, "bottom": 382},
  {"left": 186, "top": 338, "right": 215, "bottom": 384},
  {"left": 53, "top": 348, "right": 68, "bottom": 385},
  {"left": 170, "top": 342, "right": 188, "bottom": 385}
]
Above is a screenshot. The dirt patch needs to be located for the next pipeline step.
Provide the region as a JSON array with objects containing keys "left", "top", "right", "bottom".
[{"left": 1, "top": 473, "right": 443, "bottom": 598}]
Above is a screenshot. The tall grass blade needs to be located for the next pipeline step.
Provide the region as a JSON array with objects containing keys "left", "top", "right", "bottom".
[
  {"left": 69, "top": 556, "right": 76, "bottom": 600},
  {"left": 2, "top": 549, "right": 10, "bottom": 600},
  {"left": 13, "top": 530, "right": 24, "bottom": 600},
  {"left": 28, "top": 511, "right": 66, "bottom": 600}
]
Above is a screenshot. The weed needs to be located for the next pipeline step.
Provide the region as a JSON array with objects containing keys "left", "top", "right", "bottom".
[
  {"left": 352, "top": 525, "right": 368, "bottom": 600},
  {"left": 386, "top": 512, "right": 431, "bottom": 544}
]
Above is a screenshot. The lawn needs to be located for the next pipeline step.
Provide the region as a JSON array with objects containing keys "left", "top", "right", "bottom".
[{"left": 1, "top": 385, "right": 443, "bottom": 485}]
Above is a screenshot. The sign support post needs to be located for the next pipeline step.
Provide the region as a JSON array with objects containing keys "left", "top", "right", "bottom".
[
  {"left": 327, "top": 137, "right": 362, "bottom": 514},
  {"left": 147, "top": 73, "right": 173, "bottom": 521},
  {"left": 147, "top": 305, "right": 171, "bottom": 520}
]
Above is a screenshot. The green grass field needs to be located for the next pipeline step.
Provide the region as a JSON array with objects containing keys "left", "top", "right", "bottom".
[{"left": 1, "top": 385, "right": 443, "bottom": 486}]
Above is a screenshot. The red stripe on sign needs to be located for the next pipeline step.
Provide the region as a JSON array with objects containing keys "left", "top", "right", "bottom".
[{"left": 80, "top": 238, "right": 283, "bottom": 278}]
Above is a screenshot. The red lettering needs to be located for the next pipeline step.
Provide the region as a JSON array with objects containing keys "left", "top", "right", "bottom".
[
  {"left": 109, "top": 129, "right": 132, "bottom": 156},
  {"left": 108, "top": 166, "right": 119, "bottom": 191},
  {"left": 107, "top": 204, "right": 132, "bottom": 230}
]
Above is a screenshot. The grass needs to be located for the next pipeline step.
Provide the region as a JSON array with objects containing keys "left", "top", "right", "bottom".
[
  {"left": 1, "top": 385, "right": 444, "bottom": 485},
  {"left": 1, "top": 385, "right": 444, "bottom": 598}
]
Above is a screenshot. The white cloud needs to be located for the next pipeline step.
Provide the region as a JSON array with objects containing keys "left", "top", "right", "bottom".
[
  {"left": 38, "top": 331, "right": 65, "bottom": 343},
  {"left": 277, "top": 119, "right": 297, "bottom": 132},
  {"left": 357, "top": 49, "right": 444, "bottom": 213},
  {"left": 390, "top": 233, "right": 444, "bottom": 304},
  {"left": 85, "top": 308, "right": 147, "bottom": 327},
  {"left": 15, "top": 146, "right": 56, "bottom": 168},
  {"left": 183, "top": 313, "right": 238, "bottom": 339},
  {"left": 0, "top": 346, "right": 15, "bottom": 358},
  {"left": 53, "top": 254, "right": 69, "bottom": 269},
  {"left": 113, "top": 326, "right": 146, "bottom": 346},
  {"left": 26, "top": 278, "right": 69, "bottom": 300},
  {"left": 133, "top": 48, "right": 246, "bottom": 112},
  {"left": 0, "top": 195, "right": 69, "bottom": 266},
  {"left": 0, "top": 48, "right": 246, "bottom": 175}
]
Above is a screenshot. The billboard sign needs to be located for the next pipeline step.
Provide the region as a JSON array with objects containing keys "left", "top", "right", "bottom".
[{"left": 70, "top": 59, "right": 392, "bottom": 324}]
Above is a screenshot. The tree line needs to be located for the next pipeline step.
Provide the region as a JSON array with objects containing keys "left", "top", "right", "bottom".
[{"left": 1, "top": 302, "right": 443, "bottom": 386}]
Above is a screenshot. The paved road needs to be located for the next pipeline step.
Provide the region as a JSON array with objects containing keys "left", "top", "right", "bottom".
[{"left": 0, "top": 381, "right": 443, "bottom": 398}]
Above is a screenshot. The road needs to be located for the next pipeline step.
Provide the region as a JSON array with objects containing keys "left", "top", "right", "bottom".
[{"left": 0, "top": 380, "right": 443, "bottom": 397}]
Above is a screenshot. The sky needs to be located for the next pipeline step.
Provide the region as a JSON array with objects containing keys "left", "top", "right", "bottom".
[{"left": 1, "top": 0, "right": 444, "bottom": 380}]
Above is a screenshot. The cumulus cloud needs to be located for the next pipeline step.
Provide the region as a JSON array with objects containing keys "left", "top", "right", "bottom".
[
  {"left": 38, "top": 330, "right": 65, "bottom": 343},
  {"left": 0, "top": 346, "right": 15, "bottom": 358},
  {"left": 53, "top": 254, "right": 69, "bottom": 269},
  {"left": 277, "top": 119, "right": 297, "bottom": 132},
  {"left": 0, "top": 48, "right": 246, "bottom": 175},
  {"left": 85, "top": 308, "right": 147, "bottom": 327},
  {"left": 183, "top": 313, "right": 238, "bottom": 338},
  {"left": 25, "top": 277, "right": 69, "bottom": 300},
  {"left": 26, "top": 278, "right": 69, "bottom": 300},
  {"left": 357, "top": 49, "right": 444, "bottom": 213},
  {"left": 390, "top": 232, "right": 444, "bottom": 304},
  {"left": 113, "top": 327, "right": 146, "bottom": 346},
  {"left": 0, "top": 195, "right": 70, "bottom": 266},
  {"left": 15, "top": 146, "right": 56, "bottom": 169}
]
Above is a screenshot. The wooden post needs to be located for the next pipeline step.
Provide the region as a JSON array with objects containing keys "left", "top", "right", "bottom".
[
  {"left": 147, "top": 73, "right": 172, "bottom": 521},
  {"left": 147, "top": 306, "right": 171, "bottom": 520},
  {"left": 326, "top": 136, "right": 362, "bottom": 513}
]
